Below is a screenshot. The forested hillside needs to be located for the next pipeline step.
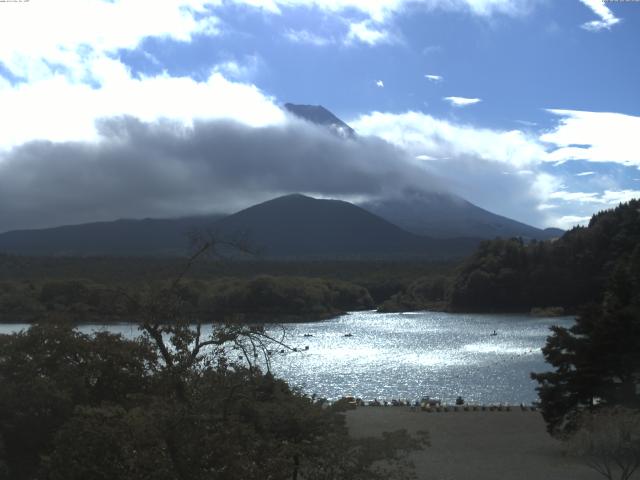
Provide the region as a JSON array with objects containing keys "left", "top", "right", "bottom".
[
  {"left": 448, "top": 200, "right": 640, "bottom": 312},
  {"left": 379, "top": 200, "right": 640, "bottom": 313}
]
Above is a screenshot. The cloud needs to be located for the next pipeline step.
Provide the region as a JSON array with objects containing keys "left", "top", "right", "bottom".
[
  {"left": 550, "top": 188, "right": 640, "bottom": 229},
  {"left": 443, "top": 96, "right": 482, "bottom": 107},
  {"left": 212, "top": 55, "right": 261, "bottom": 81},
  {"left": 232, "top": 0, "right": 538, "bottom": 23},
  {"left": 0, "top": 0, "right": 221, "bottom": 83},
  {"left": 346, "top": 20, "right": 396, "bottom": 46},
  {"left": 555, "top": 215, "right": 592, "bottom": 230},
  {"left": 233, "top": 0, "right": 539, "bottom": 46},
  {"left": 350, "top": 110, "right": 554, "bottom": 225},
  {"left": 548, "top": 191, "right": 601, "bottom": 203},
  {"left": 284, "top": 29, "right": 333, "bottom": 46},
  {"left": 425, "top": 74, "right": 443, "bottom": 82},
  {"left": 541, "top": 110, "right": 640, "bottom": 167},
  {"left": 0, "top": 68, "right": 285, "bottom": 150},
  {"left": 351, "top": 110, "right": 549, "bottom": 168},
  {"left": 376, "top": 80, "right": 385, "bottom": 87},
  {"left": 0, "top": 116, "right": 443, "bottom": 232},
  {"left": 579, "top": 0, "right": 621, "bottom": 31},
  {"left": 543, "top": 189, "right": 640, "bottom": 225}
]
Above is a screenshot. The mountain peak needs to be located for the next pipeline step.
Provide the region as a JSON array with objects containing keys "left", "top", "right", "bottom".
[{"left": 284, "top": 103, "right": 355, "bottom": 138}]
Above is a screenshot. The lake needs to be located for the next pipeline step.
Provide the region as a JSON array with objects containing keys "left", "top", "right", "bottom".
[{"left": 0, "top": 311, "right": 573, "bottom": 404}]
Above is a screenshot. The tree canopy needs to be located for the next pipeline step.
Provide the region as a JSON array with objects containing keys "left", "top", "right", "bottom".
[
  {"left": 531, "top": 243, "right": 640, "bottom": 436},
  {"left": 448, "top": 200, "right": 640, "bottom": 312},
  {"left": 0, "top": 249, "right": 426, "bottom": 479}
]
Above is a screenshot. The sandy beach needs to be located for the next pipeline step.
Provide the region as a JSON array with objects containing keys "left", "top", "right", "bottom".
[{"left": 346, "top": 407, "right": 613, "bottom": 480}]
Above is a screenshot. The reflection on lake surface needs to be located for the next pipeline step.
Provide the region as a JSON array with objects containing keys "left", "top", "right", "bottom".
[{"left": 0, "top": 311, "right": 573, "bottom": 404}]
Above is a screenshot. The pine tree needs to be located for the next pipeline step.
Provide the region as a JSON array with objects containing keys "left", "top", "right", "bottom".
[{"left": 532, "top": 247, "right": 640, "bottom": 436}]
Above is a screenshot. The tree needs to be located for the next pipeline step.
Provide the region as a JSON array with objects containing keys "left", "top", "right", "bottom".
[
  {"left": 531, "top": 251, "right": 640, "bottom": 436},
  {"left": 569, "top": 407, "right": 640, "bottom": 480},
  {"left": 0, "top": 241, "right": 427, "bottom": 479}
]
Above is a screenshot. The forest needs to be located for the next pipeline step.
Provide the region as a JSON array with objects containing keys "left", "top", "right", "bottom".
[
  {"left": 1, "top": 200, "right": 639, "bottom": 322},
  {"left": 0, "top": 257, "right": 452, "bottom": 323},
  {"left": 383, "top": 200, "right": 640, "bottom": 314}
]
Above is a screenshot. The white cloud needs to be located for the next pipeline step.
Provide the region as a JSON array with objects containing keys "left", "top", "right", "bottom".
[
  {"left": 349, "top": 110, "right": 640, "bottom": 229},
  {"left": 347, "top": 20, "right": 396, "bottom": 46},
  {"left": 212, "top": 55, "right": 261, "bottom": 81},
  {"left": 0, "top": 0, "right": 222, "bottom": 83},
  {"left": 350, "top": 110, "right": 556, "bottom": 225},
  {"left": 351, "top": 110, "right": 547, "bottom": 168},
  {"left": 579, "top": 0, "right": 621, "bottom": 31},
  {"left": 376, "top": 80, "right": 385, "bottom": 88},
  {"left": 555, "top": 215, "right": 592, "bottom": 229},
  {"left": 234, "top": 0, "right": 539, "bottom": 46},
  {"left": 548, "top": 189, "right": 640, "bottom": 205},
  {"left": 284, "top": 29, "right": 333, "bottom": 46},
  {"left": 576, "top": 171, "right": 595, "bottom": 176},
  {"left": 443, "top": 96, "right": 482, "bottom": 107},
  {"left": 0, "top": 0, "right": 287, "bottom": 152},
  {"left": 425, "top": 74, "right": 443, "bottom": 82},
  {"left": 541, "top": 110, "right": 640, "bottom": 167},
  {"left": 538, "top": 203, "right": 558, "bottom": 211},
  {"left": 231, "top": 0, "right": 537, "bottom": 23},
  {"left": 0, "top": 70, "right": 285, "bottom": 150},
  {"left": 600, "top": 189, "right": 640, "bottom": 204},
  {"left": 548, "top": 191, "right": 601, "bottom": 203}
]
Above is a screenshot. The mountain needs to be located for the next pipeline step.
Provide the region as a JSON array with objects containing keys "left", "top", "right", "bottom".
[
  {"left": 212, "top": 194, "right": 477, "bottom": 259},
  {"left": 0, "top": 215, "right": 224, "bottom": 256},
  {"left": 283, "top": 104, "right": 561, "bottom": 240},
  {"left": 360, "top": 190, "right": 562, "bottom": 241},
  {"left": 0, "top": 195, "right": 479, "bottom": 259},
  {"left": 284, "top": 103, "right": 355, "bottom": 138}
]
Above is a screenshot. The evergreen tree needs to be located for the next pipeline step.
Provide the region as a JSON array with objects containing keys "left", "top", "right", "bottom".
[{"left": 532, "top": 248, "right": 640, "bottom": 436}]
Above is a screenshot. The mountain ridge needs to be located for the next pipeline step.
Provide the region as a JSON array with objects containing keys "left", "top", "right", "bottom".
[
  {"left": 359, "top": 190, "right": 562, "bottom": 240},
  {"left": 0, "top": 194, "right": 478, "bottom": 259},
  {"left": 284, "top": 103, "right": 562, "bottom": 241}
]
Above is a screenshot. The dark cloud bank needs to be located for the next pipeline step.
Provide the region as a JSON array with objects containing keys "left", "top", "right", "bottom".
[
  {"left": 0, "top": 116, "right": 436, "bottom": 232},
  {"left": 0, "top": 115, "right": 545, "bottom": 233}
]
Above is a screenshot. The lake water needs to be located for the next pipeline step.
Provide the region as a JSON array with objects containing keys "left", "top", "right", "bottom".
[{"left": 0, "top": 311, "right": 573, "bottom": 404}]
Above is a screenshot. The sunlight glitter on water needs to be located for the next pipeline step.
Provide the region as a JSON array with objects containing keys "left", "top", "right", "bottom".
[
  {"left": 267, "top": 311, "right": 574, "bottom": 403},
  {"left": 0, "top": 311, "right": 573, "bottom": 404}
]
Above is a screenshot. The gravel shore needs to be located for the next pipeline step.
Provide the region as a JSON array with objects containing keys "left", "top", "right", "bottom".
[{"left": 346, "top": 407, "right": 609, "bottom": 480}]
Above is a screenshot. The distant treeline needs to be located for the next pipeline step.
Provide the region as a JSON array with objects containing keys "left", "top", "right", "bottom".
[
  {"left": 3, "top": 200, "right": 637, "bottom": 321},
  {"left": 0, "top": 275, "right": 380, "bottom": 323},
  {"left": 0, "top": 256, "right": 455, "bottom": 322},
  {"left": 382, "top": 200, "right": 640, "bottom": 313}
]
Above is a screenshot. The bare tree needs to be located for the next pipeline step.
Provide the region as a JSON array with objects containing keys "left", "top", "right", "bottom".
[{"left": 569, "top": 407, "right": 640, "bottom": 480}]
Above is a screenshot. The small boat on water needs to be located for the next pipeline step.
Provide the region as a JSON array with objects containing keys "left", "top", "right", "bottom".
[{"left": 343, "top": 333, "right": 353, "bottom": 338}]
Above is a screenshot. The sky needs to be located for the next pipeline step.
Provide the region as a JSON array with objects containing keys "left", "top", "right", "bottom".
[{"left": 0, "top": 0, "right": 639, "bottom": 233}]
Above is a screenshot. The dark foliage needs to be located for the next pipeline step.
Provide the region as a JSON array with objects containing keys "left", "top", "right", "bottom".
[
  {"left": 0, "top": 275, "right": 374, "bottom": 323},
  {"left": 448, "top": 200, "right": 640, "bottom": 312},
  {"left": 531, "top": 243, "right": 640, "bottom": 436},
  {"left": 0, "top": 323, "right": 425, "bottom": 480}
]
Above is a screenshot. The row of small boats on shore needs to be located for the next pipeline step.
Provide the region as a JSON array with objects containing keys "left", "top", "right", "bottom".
[{"left": 329, "top": 396, "right": 538, "bottom": 412}]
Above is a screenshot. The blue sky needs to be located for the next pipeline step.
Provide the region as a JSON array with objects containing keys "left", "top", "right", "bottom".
[{"left": 0, "top": 0, "right": 638, "bottom": 232}]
